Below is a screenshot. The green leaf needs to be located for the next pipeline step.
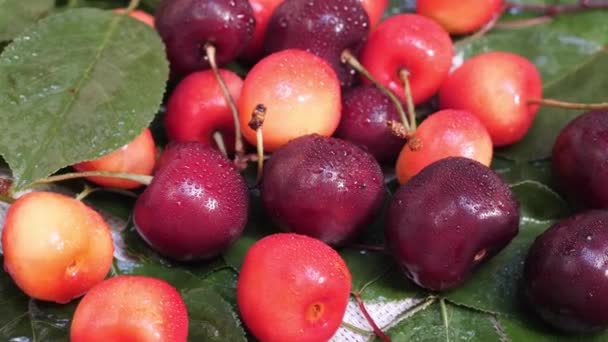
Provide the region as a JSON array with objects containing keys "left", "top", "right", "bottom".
[
  {"left": 492, "top": 158, "right": 554, "bottom": 186},
  {"left": 384, "top": 301, "right": 501, "bottom": 341},
  {"left": 510, "top": 180, "right": 570, "bottom": 221},
  {"left": 361, "top": 268, "right": 423, "bottom": 302},
  {"left": 0, "top": 0, "right": 54, "bottom": 42},
  {"left": 182, "top": 287, "right": 247, "bottom": 342},
  {"left": 340, "top": 249, "right": 393, "bottom": 292},
  {"left": 0, "top": 8, "right": 169, "bottom": 191},
  {"left": 498, "top": 312, "right": 608, "bottom": 341},
  {"left": 499, "top": 50, "right": 608, "bottom": 161}
]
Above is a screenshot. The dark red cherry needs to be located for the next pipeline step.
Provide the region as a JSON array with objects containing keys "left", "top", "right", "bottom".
[
  {"left": 386, "top": 157, "right": 519, "bottom": 291},
  {"left": 133, "top": 142, "right": 249, "bottom": 261},
  {"left": 524, "top": 210, "right": 608, "bottom": 333},
  {"left": 261, "top": 134, "right": 384, "bottom": 246},
  {"left": 155, "top": 0, "right": 255, "bottom": 75},
  {"left": 334, "top": 85, "right": 404, "bottom": 164},
  {"left": 553, "top": 109, "right": 608, "bottom": 209},
  {"left": 264, "top": 0, "right": 370, "bottom": 87}
]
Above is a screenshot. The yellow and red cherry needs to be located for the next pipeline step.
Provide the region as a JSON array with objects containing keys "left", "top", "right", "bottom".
[
  {"left": 238, "top": 49, "right": 342, "bottom": 152},
  {"left": 396, "top": 109, "right": 493, "bottom": 184},
  {"left": 439, "top": 51, "right": 542, "bottom": 146},
  {"left": 359, "top": 0, "right": 388, "bottom": 28},
  {"left": 416, "top": 0, "right": 504, "bottom": 35}
]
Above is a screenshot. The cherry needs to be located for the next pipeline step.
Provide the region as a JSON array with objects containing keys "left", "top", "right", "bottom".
[
  {"left": 360, "top": 13, "right": 454, "bottom": 105},
  {"left": 359, "top": 0, "right": 388, "bottom": 28},
  {"left": 2, "top": 192, "right": 113, "bottom": 303},
  {"left": 334, "top": 85, "right": 404, "bottom": 164},
  {"left": 241, "top": 0, "right": 286, "bottom": 60},
  {"left": 73, "top": 128, "right": 157, "bottom": 189},
  {"left": 71, "top": 275, "right": 188, "bottom": 342},
  {"left": 264, "top": 0, "right": 370, "bottom": 87},
  {"left": 416, "top": 0, "right": 504, "bottom": 35},
  {"left": 237, "top": 233, "right": 351, "bottom": 342},
  {"left": 133, "top": 142, "right": 249, "bottom": 261},
  {"left": 261, "top": 134, "right": 384, "bottom": 246},
  {"left": 165, "top": 69, "right": 243, "bottom": 154},
  {"left": 439, "top": 51, "right": 542, "bottom": 146},
  {"left": 386, "top": 157, "right": 519, "bottom": 291},
  {"left": 238, "top": 49, "right": 342, "bottom": 152},
  {"left": 552, "top": 109, "right": 608, "bottom": 209},
  {"left": 155, "top": 0, "right": 255, "bottom": 75},
  {"left": 395, "top": 109, "right": 493, "bottom": 184},
  {"left": 524, "top": 210, "right": 608, "bottom": 333}
]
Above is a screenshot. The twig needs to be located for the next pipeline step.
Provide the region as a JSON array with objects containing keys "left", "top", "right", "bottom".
[
  {"left": 353, "top": 292, "right": 391, "bottom": 342},
  {"left": 529, "top": 98, "right": 608, "bottom": 110}
]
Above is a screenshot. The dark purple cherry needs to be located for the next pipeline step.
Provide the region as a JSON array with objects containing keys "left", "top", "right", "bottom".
[
  {"left": 386, "top": 157, "right": 519, "bottom": 291},
  {"left": 524, "top": 210, "right": 608, "bottom": 333},
  {"left": 133, "top": 142, "right": 249, "bottom": 261},
  {"left": 264, "top": 0, "right": 370, "bottom": 87},
  {"left": 261, "top": 134, "right": 384, "bottom": 246},
  {"left": 334, "top": 85, "right": 404, "bottom": 163},
  {"left": 553, "top": 109, "right": 608, "bottom": 209},
  {"left": 155, "top": 0, "right": 255, "bottom": 75}
]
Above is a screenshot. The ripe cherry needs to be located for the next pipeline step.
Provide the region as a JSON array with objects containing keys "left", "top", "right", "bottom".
[
  {"left": 73, "top": 129, "right": 157, "bottom": 189},
  {"left": 241, "top": 0, "right": 286, "bottom": 60},
  {"left": 387, "top": 157, "right": 519, "bottom": 291},
  {"left": 360, "top": 14, "right": 454, "bottom": 105},
  {"left": 71, "top": 275, "right": 188, "bottom": 342},
  {"left": 155, "top": 0, "right": 255, "bottom": 75},
  {"left": 439, "top": 51, "right": 542, "bottom": 146},
  {"left": 133, "top": 142, "right": 249, "bottom": 261},
  {"left": 334, "top": 85, "right": 404, "bottom": 163},
  {"left": 237, "top": 233, "right": 351, "bottom": 342},
  {"left": 238, "top": 49, "right": 341, "bottom": 152},
  {"left": 264, "top": 0, "right": 370, "bottom": 87},
  {"left": 416, "top": 0, "right": 504, "bottom": 35},
  {"left": 552, "top": 109, "right": 608, "bottom": 209},
  {"left": 165, "top": 69, "right": 243, "bottom": 153},
  {"left": 359, "top": 0, "right": 388, "bottom": 28},
  {"left": 261, "top": 134, "right": 384, "bottom": 246},
  {"left": 2, "top": 192, "right": 114, "bottom": 303},
  {"left": 524, "top": 210, "right": 608, "bottom": 333},
  {"left": 395, "top": 109, "right": 493, "bottom": 184}
]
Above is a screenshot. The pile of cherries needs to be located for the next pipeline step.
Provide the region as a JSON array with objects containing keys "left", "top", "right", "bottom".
[{"left": 4, "top": 0, "right": 608, "bottom": 340}]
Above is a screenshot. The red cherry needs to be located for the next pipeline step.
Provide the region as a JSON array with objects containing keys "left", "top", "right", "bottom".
[
  {"left": 165, "top": 69, "right": 242, "bottom": 153},
  {"left": 439, "top": 52, "right": 542, "bottom": 146},
  {"left": 360, "top": 14, "right": 454, "bottom": 105},
  {"left": 237, "top": 233, "right": 351, "bottom": 342},
  {"left": 238, "top": 49, "right": 341, "bottom": 152},
  {"left": 396, "top": 109, "right": 493, "bottom": 184},
  {"left": 359, "top": 0, "right": 388, "bottom": 28},
  {"left": 242, "top": 0, "right": 286, "bottom": 60},
  {"left": 416, "top": 0, "right": 504, "bottom": 35}
]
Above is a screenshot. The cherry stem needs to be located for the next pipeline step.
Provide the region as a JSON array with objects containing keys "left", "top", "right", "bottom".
[
  {"left": 398, "top": 69, "right": 417, "bottom": 132},
  {"left": 341, "top": 49, "right": 411, "bottom": 133},
  {"left": 495, "top": 16, "right": 554, "bottom": 29},
  {"left": 76, "top": 185, "right": 138, "bottom": 201},
  {"left": 248, "top": 104, "right": 267, "bottom": 184},
  {"left": 506, "top": 0, "right": 608, "bottom": 16},
  {"left": 0, "top": 193, "right": 15, "bottom": 204},
  {"left": 213, "top": 131, "right": 229, "bottom": 158},
  {"left": 529, "top": 98, "right": 608, "bottom": 110},
  {"left": 34, "top": 171, "right": 153, "bottom": 186},
  {"left": 204, "top": 43, "right": 246, "bottom": 163},
  {"left": 353, "top": 292, "right": 391, "bottom": 342},
  {"left": 125, "top": 0, "right": 141, "bottom": 13}
]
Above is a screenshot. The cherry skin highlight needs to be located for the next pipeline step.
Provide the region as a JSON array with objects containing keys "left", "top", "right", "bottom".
[
  {"left": 264, "top": 0, "right": 370, "bottom": 87},
  {"left": 386, "top": 157, "right": 519, "bottom": 291},
  {"left": 133, "top": 142, "right": 249, "bottom": 261},
  {"left": 361, "top": 14, "right": 454, "bottom": 105},
  {"left": 238, "top": 49, "right": 341, "bottom": 152},
  {"left": 524, "top": 211, "right": 608, "bottom": 333},
  {"left": 334, "top": 85, "right": 404, "bottom": 163},
  {"left": 395, "top": 109, "right": 493, "bottom": 184},
  {"left": 552, "top": 109, "right": 608, "bottom": 209},
  {"left": 165, "top": 69, "right": 242, "bottom": 152},
  {"left": 416, "top": 0, "right": 504, "bottom": 35},
  {"left": 242, "top": 0, "right": 286, "bottom": 60},
  {"left": 70, "top": 275, "right": 188, "bottom": 342},
  {"left": 73, "top": 128, "right": 156, "bottom": 189},
  {"left": 2, "top": 192, "right": 113, "bottom": 304},
  {"left": 359, "top": 0, "right": 388, "bottom": 28},
  {"left": 237, "top": 233, "right": 351, "bottom": 342},
  {"left": 261, "top": 134, "right": 385, "bottom": 246},
  {"left": 155, "top": 0, "right": 255, "bottom": 75},
  {"left": 439, "top": 51, "right": 542, "bottom": 146}
]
